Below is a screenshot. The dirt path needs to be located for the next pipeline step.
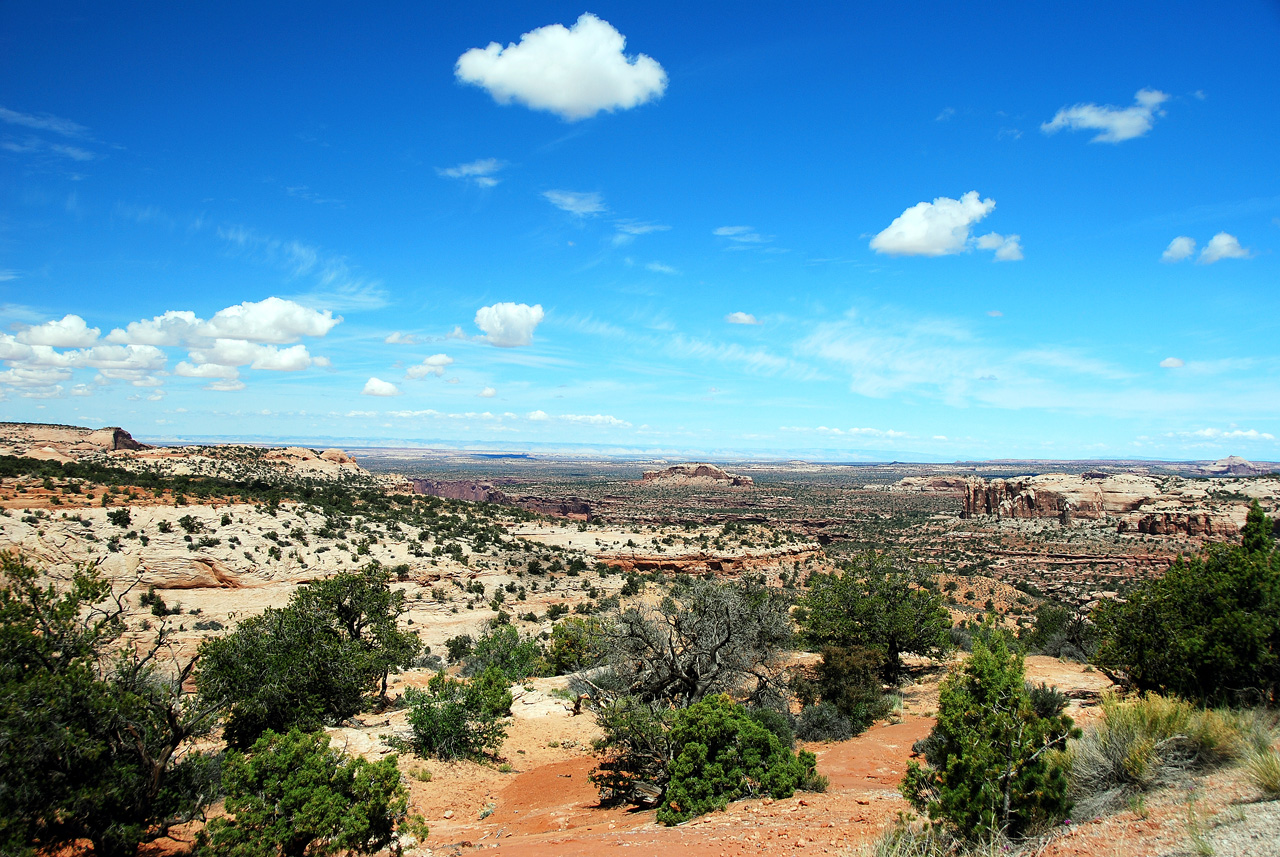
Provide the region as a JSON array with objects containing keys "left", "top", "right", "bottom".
[{"left": 425, "top": 716, "right": 934, "bottom": 857}]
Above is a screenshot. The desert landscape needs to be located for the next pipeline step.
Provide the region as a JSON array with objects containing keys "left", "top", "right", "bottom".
[{"left": 3, "top": 421, "right": 1279, "bottom": 857}]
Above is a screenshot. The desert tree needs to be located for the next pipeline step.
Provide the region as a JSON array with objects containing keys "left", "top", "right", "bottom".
[
  {"left": 599, "top": 576, "right": 793, "bottom": 709},
  {"left": 197, "top": 565, "right": 420, "bottom": 748},
  {"left": 1093, "top": 502, "right": 1280, "bottom": 705},
  {"left": 0, "top": 554, "right": 219, "bottom": 857},
  {"left": 800, "top": 551, "right": 952, "bottom": 683},
  {"left": 901, "top": 624, "right": 1077, "bottom": 843}
]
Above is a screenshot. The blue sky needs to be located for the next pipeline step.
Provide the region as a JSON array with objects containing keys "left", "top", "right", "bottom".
[{"left": 2, "top": 2, "right": 1278, "bottom": 461}]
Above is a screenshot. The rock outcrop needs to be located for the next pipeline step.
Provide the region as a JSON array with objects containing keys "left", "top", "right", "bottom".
[
  {"left": 641, "top": 464, "right": 754, "bottom": 488},
  {"left": 0, "top": 422, "right": 151, "bottom": 460},
  {"left": 960, "top": 472, "right": 1277, "bottom": 537},
  {"left": 1195, "top": 456, "right": 1273, "bottom": 477}
]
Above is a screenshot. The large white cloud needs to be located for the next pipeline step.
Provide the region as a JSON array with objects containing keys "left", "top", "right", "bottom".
[
  {"left": 1198, "top": 232, "right": 1251, "bottom": 264},
  {"left": 199, "top": 296, "right": 339, "bottom": 343},
  {"left": 1161, "top": 236, "right": 1196, "bottom": 263},
  {"left": 1041, "top": 88, "right": 1169, "bottom": 143},
  {"left": 0, "top": 334, "right": 33, "bottom": 361},
  {"left": 17, "top": 314, "right": 100, "bottom": 347},
  {"left": 475, "top": 302, "right": 545, "bottom": 347},
  {"left": 870, "top": 191, "right": 996, "bottom": 257},
  {"left": 405, "top": 354, "right": 455, "bottom": 379},
  {"left": 108, "top": 299, "right": 339, "bottom": 345},
  {"left": 455, "top": 13, "right": 667, "bottom": 121},
  {"left": 362, "top": 377, "right": 401, "bottom": 397}
]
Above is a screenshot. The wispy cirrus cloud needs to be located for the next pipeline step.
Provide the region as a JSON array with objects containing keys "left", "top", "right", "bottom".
[
  {"left": 216, "top": 225, "right": 388, "bottom": 310},
  {"left": 437, "top": 158, "right": 505, "bottom": 187},
  {"left": 543, "top": 189, "right": 605, "bottom": 216},
  {"left": 0, "top": 105, "right": 98, "bottom": 162}
]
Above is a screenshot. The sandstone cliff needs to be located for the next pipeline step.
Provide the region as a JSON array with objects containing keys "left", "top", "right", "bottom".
[
  {"left": 0, "top": 422, "right": 150, "bottom": 461},
  {"left": 958, "top": 472, "right": 1278, "bottom": 537}
]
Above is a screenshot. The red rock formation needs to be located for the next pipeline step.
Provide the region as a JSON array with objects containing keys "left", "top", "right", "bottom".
[{"left": 1135, "top": 513, "right": 1227, "bottom": 537}]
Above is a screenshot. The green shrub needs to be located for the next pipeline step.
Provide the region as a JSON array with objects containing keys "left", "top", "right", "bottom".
[
  {"left": 901, "top": 625, "right": 1078, "bottom": 842},
  {"left": 198, "top": 728, "right": 406, "bottom": 857},
  {"left": 589, "top": 695, "right": 674, "bottom": 804},
  {"left": 815, "top": 645, "right": 891, "bottom": 732},
  {"left": 444, "top": 634, "right": 474, "bottom": 661},
  {"left": 1247, "top": 747, "right": 1280, "bottom": 797},
  {"left": 463, "top": 625, "right": 547, "bottom": 682},
  {"left": 1021, "top": 602, "right": 1098, "bottom": 661},
  {"left": 547, "top": 616, "right": 605, "bottom": 674},
  {"left": 404, "top": 667, "right": 512, "bottom": 760},
  {"left": 795, "top": 702, "right": 854, "bottom": 742},
  {"left": 658, "top": 694, "right": 820, "bottom": 825}
]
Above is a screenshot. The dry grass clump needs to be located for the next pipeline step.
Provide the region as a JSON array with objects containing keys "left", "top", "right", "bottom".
[
  {"left": 864, "top": 821, "right": 1011, "bottom": 857},
  {"left": 1068, "top": 692, "right": 1274, "bottom": 816},
  {"left": 1246, "top": 746, "right": 1280, "bottom": 797}
]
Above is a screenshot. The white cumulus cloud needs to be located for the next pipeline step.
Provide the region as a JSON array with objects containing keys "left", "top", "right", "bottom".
[
  {"left": 870, "top": 191, "right": 996, "bottom": 257},
  {"left": 455, "top": 13, "right": 667, "bottom": 121},
  {"left": 1041, "top": 88, "right": 1169, "bottom": 143},
  {"left": 1159, "top": 357, "right": 1185, "bottom": 368},
  {"left": 975, "top": 232, "right": 1024, "bottom": 261},
  {"left": 527, "top": 410, "right": 550, "bottom": 421},
  {"left": 479, "top": 386, "right": 496, "bottom": 398},
  {"left": 1161, "top": 236, "right": 1196, "bottom": 263},
  {"left": 198, "top": 296, "right": 340, "bottom": 343},
  {"left": 175, "top": 361, "right": 240, "bottom": 380},
  {"left": 385, "top": 331, "right": 418, "bottom": 345},
  {"left": 405, "top": 354, "right": 455, "bottom": 379},
  {"left": 725, "top": 312, "right": 760, "bottom": 325},
  {"left": 475, "top": 302, "right": 545, "bottom": 347},
  {"left": 543, "top": 190, "right": 605, "bottom": 216},
  {"left": 106, "top": 310, "right": 199, "bottom": 346},
  {"left": 187, "top": 340, "right": 317, "bottom": 371},
  {"left": 17, "top": 314, "right": 100, "bottom": 347},
  {"left": 362, "top": 377, "right": 401, "bottom": 397},
  {"left": 1198, "top": 232, "right": 1251, "bottom": 264}
]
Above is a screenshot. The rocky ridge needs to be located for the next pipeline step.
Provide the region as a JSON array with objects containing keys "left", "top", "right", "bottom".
[{"left": 641, "top": 463, "right": 754, "bottom": 488}]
